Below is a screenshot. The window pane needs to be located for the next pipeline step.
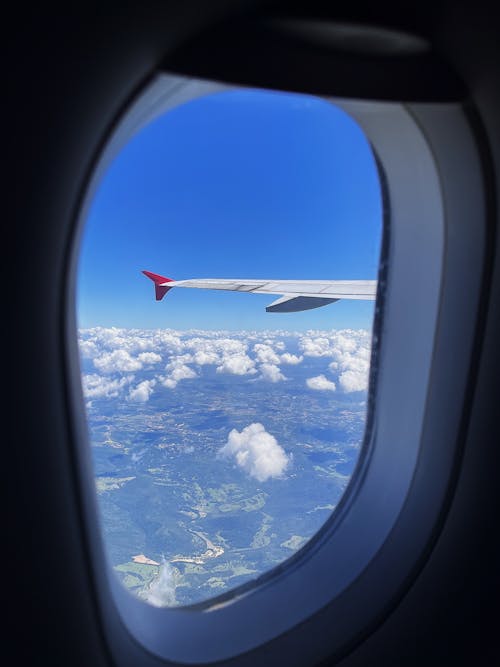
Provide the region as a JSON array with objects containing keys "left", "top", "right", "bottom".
[{"left": 77, "top": 87, "right": 382, "bottom": 607}]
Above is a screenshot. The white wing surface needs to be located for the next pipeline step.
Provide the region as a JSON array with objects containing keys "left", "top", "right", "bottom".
[{"left": 142, "top": 271, "right": 377, "bottom": 313}]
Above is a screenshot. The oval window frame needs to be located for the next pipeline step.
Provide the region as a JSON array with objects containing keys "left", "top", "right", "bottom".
[{"left": 65, "top": 74, "right": 486, "bottom": 666}]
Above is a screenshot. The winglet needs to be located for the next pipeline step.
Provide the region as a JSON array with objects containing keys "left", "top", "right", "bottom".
[{"left": 142, "top": 270, "right": 174, "bottom": 301}]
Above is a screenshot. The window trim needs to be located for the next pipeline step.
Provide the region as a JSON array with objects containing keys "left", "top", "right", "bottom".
[{"left": 65, "top": 74, "right": 487, "bottom": 665}]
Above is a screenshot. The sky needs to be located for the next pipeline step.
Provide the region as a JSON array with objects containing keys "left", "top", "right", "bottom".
[{"left": 77, "top": 87, "right": 382, "bottom": 330}]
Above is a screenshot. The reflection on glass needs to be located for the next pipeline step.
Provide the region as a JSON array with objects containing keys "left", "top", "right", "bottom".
[{"left": 77, "top": 87, "right": 382, "bottom": 607}]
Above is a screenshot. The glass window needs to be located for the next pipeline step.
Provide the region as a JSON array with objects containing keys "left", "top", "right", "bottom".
[{"left": 77, "top": 87, "right": 382, "bottom": 607}]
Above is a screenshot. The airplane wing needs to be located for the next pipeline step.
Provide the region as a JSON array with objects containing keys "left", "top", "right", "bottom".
[{"left": 142, "top": 270, "right": 377, "bottom": 313}]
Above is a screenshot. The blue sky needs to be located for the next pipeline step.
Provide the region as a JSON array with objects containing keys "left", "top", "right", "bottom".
[{"left": 77, "top": 88, "right": 382, "bottom": 330}]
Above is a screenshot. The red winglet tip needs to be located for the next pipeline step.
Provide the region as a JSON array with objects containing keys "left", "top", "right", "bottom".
[
  {"left": 142, "top": 270, "right": 173, "bottom": 284},
  {"left": 142, "top": 270, "right": 174, "bottom": 301}
]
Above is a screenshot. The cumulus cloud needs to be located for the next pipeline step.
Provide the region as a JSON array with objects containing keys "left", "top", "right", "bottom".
[
  {"left": 338, "top": 370, "right": 368, "bottom": 392},
  {"left": 259, "top": 363, "right": 286, "bottom": 383},
  {"left": 170, "top": 364, "right": 197, "bottom": 381},
  {"left": 184, "top": 337, "right": 250, "bottom": 368},
  {"left": 79, "top": 339, "right": 99, "bottom": 359},
  {"left": 253, "top": 343, "right": 281, "bottom": 365},
  {"left": 85, "top": 327, "right": 144, "bottom": 355},
  {"left": 142, "top": 559, "right": 179, "bottom": 607},
  {"left": 93, "top": 349, "right": 143, "bottom": 373},
  {"left": 137, "top": 352, "right": 162, "bottom": 366},
  {"left": 299, "top": 336, "right": 332, "bottom": 357},
  {"left": 216, "top": 338, "right": 248, "bottom": 355},
  {"left": 165, "top": 354, "right": 193, "bottom": 369},
  {"left": 218, "top": 423, "right": 289, "bottom": 482},
  {"left": 192, "top": 350, "right": 220, "bottom": 366},
  {"left": 158, "top": 353, "right": 198, "bottom": 388},
  {"left": 160, "top": 364, "right": 197, "bottom": 389},
  {"left": 340, "top": 362, "right": 370, "bottom": 392},
  {"left": 280, "top": 352, "right": 303, "bottom": 365},
  {"left": 333, "top": 332, "right": 358, "bottom": 354},
  {"left": 328, "top": 332, "right": 371, "bottom": 393},
  {"left": 155, "top": 331, "right": 184, "bottom": 354},
  {"left": 306, "top": 374, "right": 336, "bottom": 391},
  {"left": 82, "top": 374, "right": 132, "bottom": 399},
  {"left": 128, "top": 379, "right": 156, "bottom": 402},
  {"left": 79, "top": 327, "right": 185, "bottom": 360},
  {"left": 216, "top": 354, "right": 256, "bottom": 376},
  {"left": 298, "top": 330, "right": 371, "bottom": 393}
]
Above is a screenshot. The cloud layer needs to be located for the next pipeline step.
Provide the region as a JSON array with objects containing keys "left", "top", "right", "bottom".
[{"left": 79, "top": 327, "right": 372, "bottom": 404}]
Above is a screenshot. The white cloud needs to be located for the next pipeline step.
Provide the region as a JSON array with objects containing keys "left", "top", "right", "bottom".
[
  {"left": 334, "top": 332, "right": 358, "bottom": 353},
  {"left": 79, "top": 339, "right": 99, "bottom": 359},
  {"left": 93, "top": 349, "right": 143, "bottom": 373},
  {"left": 160, "top": 363, "right": 197, "bottom": 389},
  {"left": 216, "top": 354, "right": 256, "bottom": 376},
  {"left": 165, "top": 354, "right": 194, "bottom": 369},
  {"left": 192, "top": 350, "right": 220, "bottom": 365},
  {"left": 79, "top": 327, "right": 186, "bottom": 359},
  {"left": 306, "top": 374, "right": 336, "bottom": 391},
  {"left": 328, "top": 332, "right": 371, "bottom": 393},
  {"left": 160, "top": 377, "right": 178, "bottom": 389},
  {"left": 183, "top": 337, "right": 248, "bottom": 367},
  {"left": 253, "top": 343, "right": 281, "bottom": 365},
  {"left": 217, "top": 338, "right": 248, "bottom": 355},
  {"left": 218, "top": 423, "right": 289, "bottom": 482},
  {"left": 259, "top": 363, "right": 286, "bottom": 383},
  {"left": 142, "top": 559, "right": 179, "bottom": 607},
  {"left": 299, "top": 336, "right": 332, "bottom": 357},
  {"left": 154, "top": 331, "right": 185, "bottom": 354},
  {"left": 280, "top": 352, "right": 303, "bottom": 365},
  {"left": 82, "top": 374, "right": 132, "bottom": 399},
  {"left": 137, "top": 352, "right": 162, "bottom": 366},
  {"left": 170, "top": 365, "right": 197, "bottom": 381},
  {"left": 339, "top": 369, "right": 369, "bottom": 392},
  {"left": 298, "top": 330, "right": 371, "bottom": 393},
  {"left": 128, "top": 379, "right": 156, "bottom": 402}
]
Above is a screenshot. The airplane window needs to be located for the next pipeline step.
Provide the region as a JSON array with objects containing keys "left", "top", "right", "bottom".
[{"left": 77, "top": 85, "right": 382, "bottom": 608}]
